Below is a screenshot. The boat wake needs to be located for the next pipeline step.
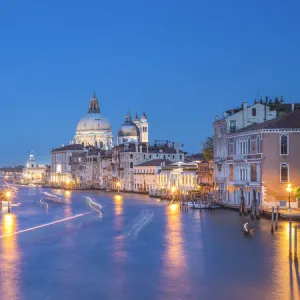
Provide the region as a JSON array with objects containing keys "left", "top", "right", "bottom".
[
  {"left": 41, "top": 192, "right": 67, "bottom": 204},
  {"left": 0, "top": 212, "right": 93, "bottom": 239},
  {"left": 123, "top": 210, "right": 154, "bottom": 240},
  {"left": 84, "top": 197, "right": 103, "bottom": 217}
]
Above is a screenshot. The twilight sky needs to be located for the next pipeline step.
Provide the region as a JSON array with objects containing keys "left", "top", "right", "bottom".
[{"left": 1, "top": 0, "right": 300, "bottom": 166}]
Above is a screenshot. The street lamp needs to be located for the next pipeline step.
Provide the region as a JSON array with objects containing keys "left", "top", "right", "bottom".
[
  {"left": 286, "top": 183, "right": 292, "bottom": 211},
  {"left": 6, "top": 191, "right": 11, "bottom": 213}
]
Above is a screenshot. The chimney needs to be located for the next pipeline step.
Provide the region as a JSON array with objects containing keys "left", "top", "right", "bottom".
[
  {"left": 215, "top": 115, "right": 219, "bottom": 121},
  {"left": 242, "top": 102, "right": 248, "bottom": 128},
  {"left": 292, "top": 103, "right": 295, "bottom": 111},
  {"left": 139, "top": 145, "right": 143, "bottom": 153},
  {"left": 223, "top": 112, "right": 227, "bottom": 118}
]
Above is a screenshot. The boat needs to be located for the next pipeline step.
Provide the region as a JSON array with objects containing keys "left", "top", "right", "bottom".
[
  {"left": 1, "top": 201, "right": 21, "bottom": 207},
  {"left": 187, "top": 201, "right": 221, "bottom": 209}
]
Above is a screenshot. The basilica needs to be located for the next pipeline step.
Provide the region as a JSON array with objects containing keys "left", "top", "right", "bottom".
[
  {"left": 50, "top": 93, "right": 185, "bottom": 191},
  {"left": 73, "top": 93, "right": 148, "bottom": 148}
]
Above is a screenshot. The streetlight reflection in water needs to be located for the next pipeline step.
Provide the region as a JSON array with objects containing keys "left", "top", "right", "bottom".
[
  {"left": 0, "top": 213, "right": 20, "bottom": 300},
  {"left": 160, "top": 203, "right": 189, "bottom": 299}
]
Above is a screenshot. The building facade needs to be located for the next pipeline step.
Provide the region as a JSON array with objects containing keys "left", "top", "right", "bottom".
[
  {"left": 224, "top": 109, "right": 300, "bottom": 208},
  {"left": 213, "top": 101, "right": 277, "bottom": 202},
  {"left": 133, "top": 159, "right": 170, "bottom": 193},
  {"left": 22, "top": 152, "right": 49, "bottom": 184}
]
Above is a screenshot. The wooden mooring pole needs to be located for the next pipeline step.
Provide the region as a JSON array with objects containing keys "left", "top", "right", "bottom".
[
  {"left": 294, "top": 226, "right": 298, "bottom": 263},
  {"left": 275, "top": 205, "right": 279, "bottom": 230},
  {"left": 271, "top": 206, "right": 274, "bottom": 234},
  {"left": 289, "top": 219, "right": 292, "bottom": 260}
]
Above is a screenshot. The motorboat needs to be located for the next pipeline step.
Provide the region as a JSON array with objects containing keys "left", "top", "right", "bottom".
[
  {"left": 187, "top": 201, "right": 220, "bottom": 209},
  {"left": 1, "top": 201, "right": 21, "bottom": 207}
]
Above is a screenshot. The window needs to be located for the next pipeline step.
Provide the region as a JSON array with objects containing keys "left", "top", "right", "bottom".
[
  {"left": 130, "top": 154, "right": 133, "bottom": 159},
  {"left": 257, "top": 135, "right": 260, "bottom": 153},
  {"left": 180, "top": 155, "right": 182, "bottom": 160},
  {"left": 229, "top": 120, "right": 237, "bottom": 132},
  {"left": 250, "top": 164, "right": 257, "bottom": 182},
  {"left": 229, "top": 165, "right": 234, "bottom": 181},
  {"left": 130, "top": 162, "right": 133, "bottom": 168},
  {"left": 252, "top": 108, "right": 256, "bottom": 116},
  {"left": 280, "top": 164, "right": 288, "bottom": 182},
  {"left": 280, "top": 135, "right": 288, "bottom": 155},
  {"left": 144, "top": 154, "right": 146, "bottom": 159},
  {"left": 217, "top": 164, "right": 222, "bottom": 172}
]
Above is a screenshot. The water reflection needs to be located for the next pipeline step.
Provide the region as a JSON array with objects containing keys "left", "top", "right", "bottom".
[
  {"left": 111, "top": 195, "right": 127, "bottom": 299},
  {"left": 271, "top": 222, "right": 300, "bottom": 299},
  {"left": 0, "top": 213, "right": 20, "bottom": 300},
  {"left": 160, "top": 204, "right": 189, "bottom": 299}
]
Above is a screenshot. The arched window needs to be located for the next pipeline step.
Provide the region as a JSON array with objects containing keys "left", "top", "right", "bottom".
[
  {"left": 280, "top": 135, "right": 288, "bottom": 155},
  {"left": 280, "top": 164, "right": 288, "bottom": 182},
  {"left": 252, "top": 108, "right": 256, "bottom": 116}
]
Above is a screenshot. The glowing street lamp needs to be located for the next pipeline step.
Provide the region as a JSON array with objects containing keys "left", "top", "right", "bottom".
[
  {"left": 6, "top": 191, "right": 11, "bottom": 213},
  {"left": 286, "top": 183, "right": 292, "bottom": 211}
]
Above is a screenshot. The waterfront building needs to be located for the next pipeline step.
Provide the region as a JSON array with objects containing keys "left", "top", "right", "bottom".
[
  {"left": 156, "top": 161, "right": 198, "bottom": 195},
  {"left": 22, "top": 152, "right": 48, "bottom": 184},
  {"left": 74, "top": 93, "right": 113, "bottom": 150},
  {"left": 197, "top": 160, "right": 214, "bottom": 194},
  {"left": 213, "top": 101, "right": 276, "bottom": 202},
  {"left": 77, "top": 147, "right": 113, "bottom": 189},
  {"left": 50, "top": 144, "right": 87, "bottom": 186},
  {"left": 133, "top": 159, "right": 171, "bottom": 193},
  {"left": 225, "top": 109, "right": 300, "bottom": 209},
  {"left": 112, "top": 141, "right": 184, "bottom": 192}
]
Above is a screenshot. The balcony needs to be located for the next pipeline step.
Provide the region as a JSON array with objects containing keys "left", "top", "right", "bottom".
[
  {"left": 214, "top": 156, "right": 226, "bottom": 163},
  {"left": 233, "top": 154, "right": 247, "bottom": 161}
]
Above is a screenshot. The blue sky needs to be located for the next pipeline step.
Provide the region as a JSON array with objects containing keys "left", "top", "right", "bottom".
[{"left": 1, "top": 0, "right": 300, "bottom": 165}]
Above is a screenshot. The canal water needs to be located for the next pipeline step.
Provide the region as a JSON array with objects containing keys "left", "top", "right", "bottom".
[{"left": 0, "top": 185, "right": 299, "bottom": 300}]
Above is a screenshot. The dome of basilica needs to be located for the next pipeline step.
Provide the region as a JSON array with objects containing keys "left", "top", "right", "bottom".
[
  {"left": 74, "top": 93, "right": 113, "bottom": 150},
  {"left": 76, "top": 93, "right": 111, "bottom": 132},
  {"left": 118, "top": 112, "right": 139, "bottom": 137},
  {"left": 76, "top": 113, "right": 111, "bottom": 132}
]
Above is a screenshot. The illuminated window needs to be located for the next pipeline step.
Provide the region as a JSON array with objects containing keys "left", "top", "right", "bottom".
[{"left": 229, "top": 164, "right": 234, "bottom": 181}]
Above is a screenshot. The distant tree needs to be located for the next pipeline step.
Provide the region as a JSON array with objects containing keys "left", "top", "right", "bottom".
[
  {"left": 201, "top": 137, "right": 214, "bottom": 161},
  {"left": 293, "top": 186, "right": 300, "bottom": 199}
]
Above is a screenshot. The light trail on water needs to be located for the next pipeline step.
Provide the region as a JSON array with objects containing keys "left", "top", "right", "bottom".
[{"left": 0, "top": 212, "right": 93, "bottom": 239}]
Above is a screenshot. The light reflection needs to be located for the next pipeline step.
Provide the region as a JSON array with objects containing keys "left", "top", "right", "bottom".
[
  {"left": 111, "top": 195, "right": 127, "bottom": 298},
  {"left": 271, "top": 221, "right": 300, "bottom": 299},
  {"left": 160, "top": 203, "right": 189, "bottom": 298},
  {"left": 0, "top": 214, "right": 20, "bottom": 300}
]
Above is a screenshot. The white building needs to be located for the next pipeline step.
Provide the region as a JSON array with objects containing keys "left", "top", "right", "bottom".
[
  {"left": 22, "top": 152, "right": 48, "bottom": 184},
  {"left": 74, "top": 93, "right": 113, "bottom": 150},
  {"left": 213, "top": 101, "right": 276, "bottom": 202},
  {"left": 133, "top": 159, "right": 170, "bottom": 193},
  {"left": 50, "top": 144, "right": 86, "bottom": 186},
  {"left": 156, "top": 161, "right": 198, "bottom": 194}
]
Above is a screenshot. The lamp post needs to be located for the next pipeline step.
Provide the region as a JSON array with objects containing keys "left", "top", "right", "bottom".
[
  {"left": 286, "top": 183, "right": 292, "bottom": 211},
  {"left": 6, "top": 191, "right": 11, "bottom": 213}
]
